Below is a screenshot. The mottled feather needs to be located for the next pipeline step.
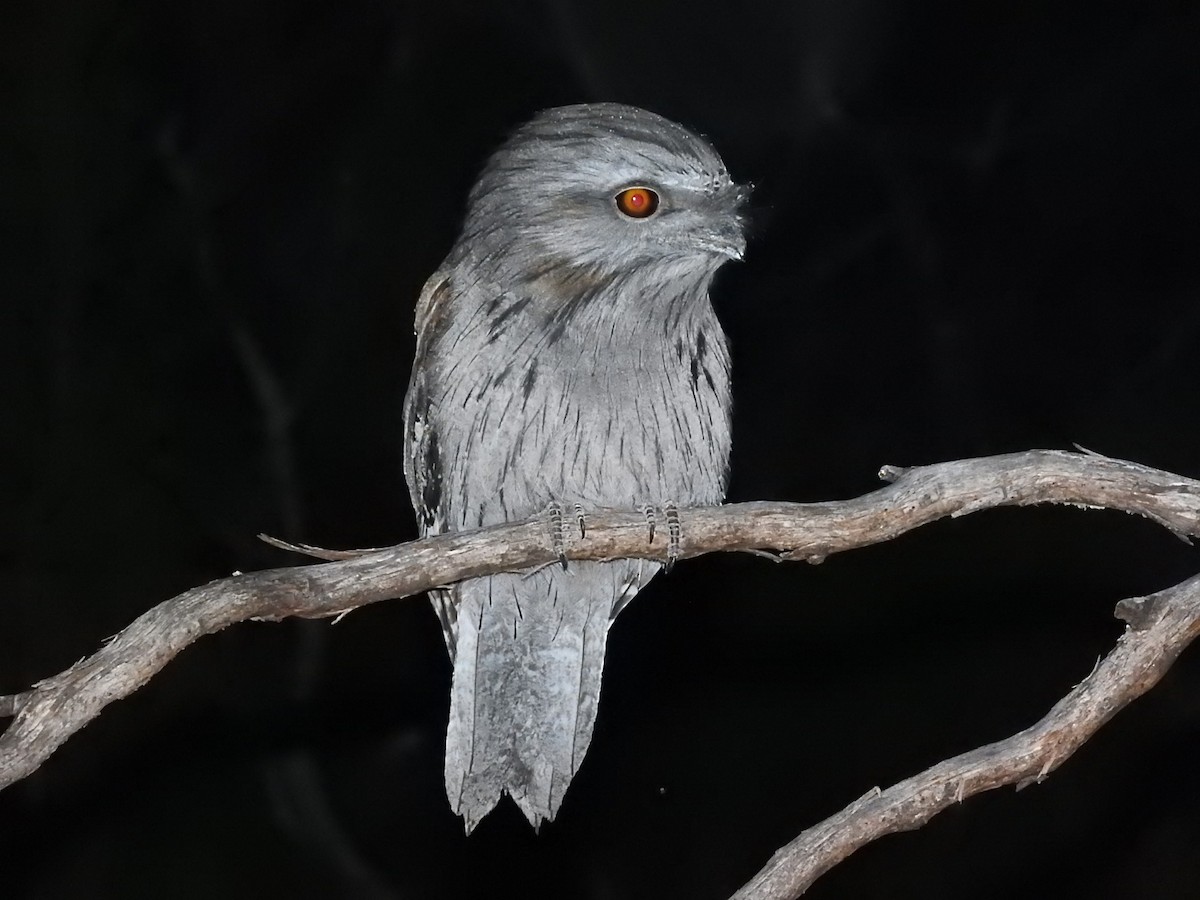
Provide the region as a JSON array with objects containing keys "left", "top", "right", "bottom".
[{"left": 403, "top": 103, "right": 746, "bottom": 831}]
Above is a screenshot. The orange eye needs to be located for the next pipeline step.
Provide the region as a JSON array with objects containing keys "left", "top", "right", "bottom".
[{"left": 615, "top": 186, "right": 659, "bottom": 218}]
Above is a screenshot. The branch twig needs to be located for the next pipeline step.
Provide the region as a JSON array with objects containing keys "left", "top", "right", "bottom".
[{"left": 2, "top": 449, "right": 1199, "bottom": 897}]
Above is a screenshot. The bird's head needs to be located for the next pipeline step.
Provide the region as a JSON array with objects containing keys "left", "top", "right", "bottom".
[{"left": 460, "top": 103, "right": 749, "bottom": 283}]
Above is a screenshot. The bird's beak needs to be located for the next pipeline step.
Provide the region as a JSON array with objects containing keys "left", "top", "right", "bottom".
[
  {"left": 693, "top": 183, "right": 750, "bottom": 261},
  {"left": 715, "top": 183, "right": 752, "bottom": 260}
]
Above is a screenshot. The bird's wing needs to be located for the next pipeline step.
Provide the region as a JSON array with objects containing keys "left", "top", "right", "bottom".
[{"left": 403, "top": 269, "right": 460, "bottom": 655}]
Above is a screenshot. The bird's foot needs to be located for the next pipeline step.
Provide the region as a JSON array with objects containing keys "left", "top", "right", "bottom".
[
  {"left": 640, "top": 504, "right": 657, "bottom": 545},
  {"left": 664, "top": 501, "right": 681, "bottom": 573},
  {"left": 546, "top": 500, "right": 569, "bottom": 570},
  {"left": 640, "top": 502, "right": 682, "bottom": 572},
  {"left": 545, "top": 500, "right": 588, "bottom": 570}
]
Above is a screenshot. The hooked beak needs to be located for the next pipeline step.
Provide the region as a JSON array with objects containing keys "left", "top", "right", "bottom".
[{"left": 703, "top": 183, "right": 751, "bottom": 260}]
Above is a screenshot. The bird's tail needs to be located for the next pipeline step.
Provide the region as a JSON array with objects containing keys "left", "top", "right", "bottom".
[{"left": 442, "top": 561, "right": 648, "bottom": 832}]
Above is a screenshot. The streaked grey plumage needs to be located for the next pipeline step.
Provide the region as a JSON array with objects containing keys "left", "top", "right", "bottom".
[{"left": 403, "top": 103, "right": 746, "bottom": 832}]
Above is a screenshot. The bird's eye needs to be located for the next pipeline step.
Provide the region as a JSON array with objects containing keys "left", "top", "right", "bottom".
[{"left": 614, "top": 186, "right": 659, "bottom": 219}]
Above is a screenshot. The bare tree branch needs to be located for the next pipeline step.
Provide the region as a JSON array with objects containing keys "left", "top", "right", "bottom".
[
  {"left": 2, "top": 449, "right": 1200, "bottom": 896},
  {"left": 730, "top": 571, "right": 1200, "bottom": 898}
]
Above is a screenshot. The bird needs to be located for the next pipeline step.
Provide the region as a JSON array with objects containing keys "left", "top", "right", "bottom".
[{"left": 403, "top": 102, "right": 747, "bottom": 832}]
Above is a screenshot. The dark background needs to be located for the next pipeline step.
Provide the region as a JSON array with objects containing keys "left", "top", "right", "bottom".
[{"left": 4, "top": 1, "right": 1200, "bottom": 897}]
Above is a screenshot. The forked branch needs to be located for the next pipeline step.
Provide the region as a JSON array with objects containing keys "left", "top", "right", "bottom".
[{"left": 2, "top": 449, "right": 1199, "bottom": 898}]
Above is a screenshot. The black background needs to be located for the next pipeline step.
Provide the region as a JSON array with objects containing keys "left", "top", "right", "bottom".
[{"left": 4, "top": 1, "right": 1200, "bottom": 897}]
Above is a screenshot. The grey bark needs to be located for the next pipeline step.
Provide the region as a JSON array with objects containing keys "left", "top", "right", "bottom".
[{"left": 3, "top": 449, "right": 1200, "bottom": 898}]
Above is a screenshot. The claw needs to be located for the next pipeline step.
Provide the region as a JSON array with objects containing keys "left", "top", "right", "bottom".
[
  {"left": 547, "top": 501, "right": 568, "bottom": 570},
  {"left": 664, "top": 502, "right": 681, "bottom": 573},
  {"left": 641, "top": 505, "right": 657, "bottom": 545}
]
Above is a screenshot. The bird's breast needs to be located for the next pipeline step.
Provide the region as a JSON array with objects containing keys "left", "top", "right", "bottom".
[{"left": 438, "top": 306, "right": 732, "bottom": 529}]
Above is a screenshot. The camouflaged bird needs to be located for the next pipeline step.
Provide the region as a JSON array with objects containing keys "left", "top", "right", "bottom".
[{"left": 403, "top": 103, "right": 747, "bottom": 832}]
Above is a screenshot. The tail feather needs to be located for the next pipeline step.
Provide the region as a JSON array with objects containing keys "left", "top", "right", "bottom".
[{"left": 443, "top": 561, "right": 649, "bottom": 832}]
